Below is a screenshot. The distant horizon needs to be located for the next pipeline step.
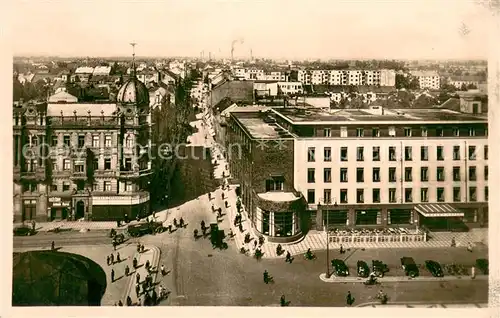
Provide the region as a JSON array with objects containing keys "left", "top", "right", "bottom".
[
  {"left": 12, "top": 54, "right": 488, "bottom": 63},
  {"left": 11, "top": 0, "right": 492, "bottom": 61}
]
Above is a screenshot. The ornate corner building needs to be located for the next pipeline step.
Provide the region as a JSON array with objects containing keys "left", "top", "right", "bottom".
[{"left": 13, "top": 74, "right": 152, "bottom": 222}]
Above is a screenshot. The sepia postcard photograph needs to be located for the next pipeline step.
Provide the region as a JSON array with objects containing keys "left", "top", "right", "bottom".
[{"left": 2, "top": 0, "right": 499, "bottom": 317}]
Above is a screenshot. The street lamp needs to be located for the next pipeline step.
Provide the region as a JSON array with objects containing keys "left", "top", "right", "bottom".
[{"left": 325, "top": 200, "right": 338, "bottom": 279}]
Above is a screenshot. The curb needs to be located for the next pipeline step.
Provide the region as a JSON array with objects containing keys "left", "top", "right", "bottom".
[
  {"left": 121, "top": 245, "right": 161, "bottom": 303},
  {"left": 319, "top": 273, "right": 488, "bottom": 283}
]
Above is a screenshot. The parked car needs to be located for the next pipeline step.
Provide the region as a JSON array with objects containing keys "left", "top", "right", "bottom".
[
  {"left": 425, "top": 260, "right": 444, "bottom": 277},
  {"left": 331, "top": 259, "right": 349, "bottom": 277},
  {"left": 357, "top": 260, "right": 369, "bottom": 278},
  {"left": 476, "top": 259, "right": 488, "bottom": 275},
  {"left": 13, "top": 226, "right": 36, "bottom": 236},
  {"left": 400, "top": 256, "right": 419, "bottom": 278},
  {"left": 372, "top": 260, "right": 389, "bottom": 277}
]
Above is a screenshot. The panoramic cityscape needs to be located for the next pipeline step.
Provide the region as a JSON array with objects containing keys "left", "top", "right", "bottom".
[{"left": 10, "top": 0, "right": 491, "bottom": 310}]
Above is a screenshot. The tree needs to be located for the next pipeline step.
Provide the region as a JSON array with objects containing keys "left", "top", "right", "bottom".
[
  {"left": 460, "top": 83, "right": 468, "bottom": 91},
  {"left": 13, "top": 76, "right": 24, "bottom": 101},
  {"left": 467, "top": 83, "right": 477, "bottom": 89},
  {"left": 413, "top": 94, "right": 438, "bottom": 108}
]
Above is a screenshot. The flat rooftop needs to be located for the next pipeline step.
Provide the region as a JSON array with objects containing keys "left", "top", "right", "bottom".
[
  {"left": 273, "top": 107, "right": 487, "bottom": 124},
  {"left": 235, "top": 117, "right": 291, "bottom": 139}
]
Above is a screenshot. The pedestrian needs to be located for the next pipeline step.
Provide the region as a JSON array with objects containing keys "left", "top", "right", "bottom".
[
  {"left": 31, "top": 220, "right": 36, "bottom": 231},
  {"left": 136, "top": 272, "right": 141, "bottom": 284},
  {"left": 346, "top": 291, "right": 354, "bottom": 306},
  {"left": 126, "top": 296, "right": 132, "bottom": 306},
  {"left": 107, "top": 255, "right": 110, "bottom": 266},
  {"left": 116, "top": 220, "right": 120, "bottom": 228},
  {"left": 135, "top": 283, "right": 140, "bottom": 296},
  {"left": 253, "top": 240, "right": 257, "bottom": 249},
  {"left": 471, "top": 266, "right": 476, "bottom": 279},
  {"left": 51, "top": 241, "right": 55, "bottom": 250},
  {"left": 141, "top": 245, "right": 145, "bottom": 253},
  {"left": 133, "top": 257, "right": 138, "bottom": 268},
  {"left": 137, "top": 243, "right": 141, "bottom": 253},
  {"left": 142, "top": 281, "right": 148, "bottom": 294},
  {"left": 161, "top": 264, "right": 166, "bottom": 276},
  {"left": 286, "top": 251, "right": 292, "bottom": 263},
  {"left": 340, "top": 244, "right": 344, "bottom": 254},
  {"left": 146, "top": 260, "right": 150, "bottom": 270},
  {"left": 124, "top": 213, "right": 129, "bottom": 223},
  {"left": 239, "top": 223, "right": 243, "bottom": 232},
  {"left": 208, "top": 192, "right": 211, "bottom": 200},
  {"left": 118, "top": 300, "right": 123, "bottom": 306},
  {"left": 116, "top": 252, "right": 121, "bottom": 262},
  {"left": 125, "top": 265, "right": 130, "bottom": 276},
  {"left": 225, "top": 201, "right": 228, "bottom": 208},
  {"left": 280, "top": 294, "right": 286, "bottom": 307},
  {"left": 110, "top": 253, "right": 114, "bottom": 264},
  {"left": 111, "top": 269, "right": 115, "bottom": 282},
  {"left": 113, "top": 241, "right": 117, "bottom": 251}
]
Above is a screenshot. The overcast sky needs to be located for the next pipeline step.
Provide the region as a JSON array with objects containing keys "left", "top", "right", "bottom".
[{"left": 11, "top": 0, "right": 493, "bottom": 60}]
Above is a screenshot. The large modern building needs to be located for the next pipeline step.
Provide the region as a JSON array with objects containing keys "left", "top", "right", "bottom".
[
  {"left": 13, "top": 67, "right": 152, "bottom": 222},
  {"left": 227, "top": 105, "right": 488, "bottom": 242}
]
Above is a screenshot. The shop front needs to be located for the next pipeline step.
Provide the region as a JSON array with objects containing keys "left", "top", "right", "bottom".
[
  {"left": 253, "top": 191, "right": 306, "bottom": 243},
  {"left": 91, "top": 193, "right": 150, "bottom": 221},
  {"left": 414, "top": 203, "right": 467, "bottom": 232},
  {"left": 48, "top": 197, "right": 72, "bottom": 221}
]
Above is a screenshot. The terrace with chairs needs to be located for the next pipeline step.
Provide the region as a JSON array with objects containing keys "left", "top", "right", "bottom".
[{"left": 326, "top": 227, "right": 427, "bottom": 244}]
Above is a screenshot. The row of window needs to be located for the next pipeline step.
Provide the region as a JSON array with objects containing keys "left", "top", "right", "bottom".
[
  {"left": 308, "top": 186, "right": 488, "bottom": 205},
  {"left": 307, "top": 166, "right": 488, "bottom": 183},
  {"left": 319, "top": 126, "right": 484, "bottom": 138},
  {"left": 23, "top": 181, "right": 135, "bottom": 193},
  {"left": 307, "top": 145, "right": 488, "bottom": 162},
  {"left": 51, "top": 158, "right": 137, "bottom": 172},
  {"left": 30, "top": 134, "right": 134, "bottom": 148}
]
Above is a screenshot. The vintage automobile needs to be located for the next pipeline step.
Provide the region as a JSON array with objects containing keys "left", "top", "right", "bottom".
[
  {"left": 127, "top": 221, "right": 165, "bottom": 237},
  {"left": 331, "top": 259, "right": 349, "bottom": 277},
  {"left": 372, "top": 260, "right": 389, "bottom": 277},
  {"left": 400, "top": 256, "right": 419, "bottom": 278},
  {"left": 476, "top": 259, "right": 488, "bottom": 275},
  {"left": 357, "top": 260, "right": 370, "bottom": 278},
  {"left": 13, "top": 226, "right": 36, "bottom": 236},
  {"left": 210, "top": 223, "right": 228, "bottom": 249},
  {"left": 425, "top": 260, "right": 444, "bottom": 277}
]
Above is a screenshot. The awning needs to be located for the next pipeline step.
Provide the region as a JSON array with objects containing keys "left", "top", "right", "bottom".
[{"left": 414, "top": 204, "right": 464, "bottom": 218}]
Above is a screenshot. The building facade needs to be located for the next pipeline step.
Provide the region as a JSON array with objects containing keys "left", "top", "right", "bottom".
[
  {"left": 227, "top": 106, "right": 488, "bottom": 241},
  {"left": 411, "top": 71, "right": 441, "bottom": 90},
  {"left": 13, "top": 74, "right": 152, "bottom": 222}
]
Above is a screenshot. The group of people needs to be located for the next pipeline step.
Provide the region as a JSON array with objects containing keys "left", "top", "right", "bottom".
[{"left": 107, "top": 252, "right": 121, "bottom": 266}]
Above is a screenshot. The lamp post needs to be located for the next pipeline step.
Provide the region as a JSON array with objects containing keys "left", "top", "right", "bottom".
[{"left": 325, "top": 200, "right": 338, "bottom": 279}]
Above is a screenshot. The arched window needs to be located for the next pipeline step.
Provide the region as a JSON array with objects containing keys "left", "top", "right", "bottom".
[{"left": 125, "top": 135, "right": 133, "bottom": 148}]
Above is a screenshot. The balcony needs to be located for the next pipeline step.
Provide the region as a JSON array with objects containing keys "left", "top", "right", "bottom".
[
  {"left": 70, "top": 171, "right": 87, "bottom": 180},
  {"left": 50, "top": 116, "right": 120, "bottom": 128},
  {"left": 52, "top": 170, "right": 72, "bottom": 178},
  {"left": 20, "top": 167, "right": 46, "bottom": 181},
  {"left": 94, "top": 169, "right": 117, "bottom": 177}
]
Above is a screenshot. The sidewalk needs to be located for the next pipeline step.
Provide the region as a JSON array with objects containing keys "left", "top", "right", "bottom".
[
  {"left": 121, "top": 245, "right": 161, "bottom": 306},
  {"left": 319, "top": 273, "right": 488, "bottom": 283}
]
